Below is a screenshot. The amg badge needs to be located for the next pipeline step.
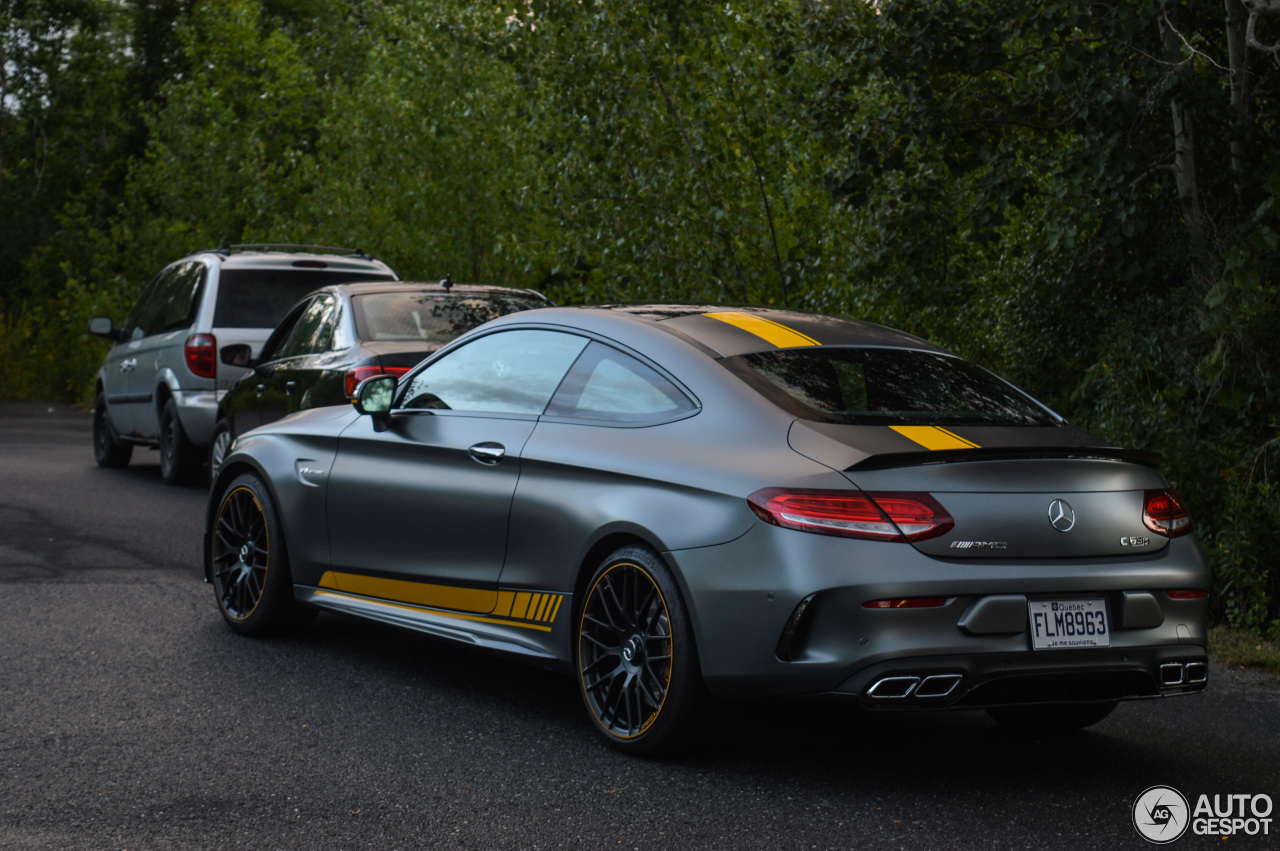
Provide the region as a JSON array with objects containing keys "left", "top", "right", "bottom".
[{"left": 949, "top": 541, "right": 1009, "bottom": 550}]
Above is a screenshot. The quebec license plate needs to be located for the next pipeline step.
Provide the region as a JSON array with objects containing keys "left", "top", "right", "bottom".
[{"left": 1028, "top": 599, "right": 1110, "bottom": 650}]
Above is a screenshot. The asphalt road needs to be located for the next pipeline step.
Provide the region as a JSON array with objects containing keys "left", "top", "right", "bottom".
[{"left": 1, "top": 403, "right": 1278, "bottom": 850}]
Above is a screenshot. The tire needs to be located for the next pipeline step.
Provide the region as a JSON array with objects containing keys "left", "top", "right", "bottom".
[
  {"left": 986, "top": 700, "right": 1119, "bottom": 733},
  {"left": 576, "top": 545, "right": 708, "bottom": 755},
  {"left": 208, "top": 418, "right": 233, "bottom": 483},
  {"left": 93, "top": 392, "right": 132, "bottom": 468},
  {"left": 159, "top": 397, "right": 201, "bottom": 485},
  {"left": 210, "top": 472, "right": 316, "bottom": 636}
]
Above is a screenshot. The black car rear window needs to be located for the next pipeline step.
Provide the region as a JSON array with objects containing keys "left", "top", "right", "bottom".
[
  {"left": 722, "top": 347, "right": 1057, "bottom": 427},
  {"left": 351, "top": 291, "right": 547, "bottom": 344},
  {"left": 213, "top": 269, "right": 394, "bottom": 328}
]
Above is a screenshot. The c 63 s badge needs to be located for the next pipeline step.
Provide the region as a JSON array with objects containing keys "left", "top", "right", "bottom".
[{"left": 1121, "top": 535, "right": 1151, "bottom": 547}]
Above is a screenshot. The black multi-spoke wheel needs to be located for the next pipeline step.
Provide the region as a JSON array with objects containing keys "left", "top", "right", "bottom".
[
  {"left": 93, "top": 392, "right": 132, "bottom": 468},
  {"left": 577, "top": 546, "right": 706, "bottom": 755},
  {"left": 211, "top": 473, "right": 314, "bottom": 636}
]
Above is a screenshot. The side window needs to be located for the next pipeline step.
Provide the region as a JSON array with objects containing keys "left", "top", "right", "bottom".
[
  {"left": 401, "top": 329, "right": 588, "bottom": 415},
  {"left": 257, "top": 301, "right": 310, "bottom": 364},
  {"left": 128, "top": 262, "right": 204, "bottom": 339},
  {"left": 276, "top": 296, "right": 336, "bottom": 360},
  {"left": 123, "top": 271, "right": 167, "bottom": 340},
  {"left": 545, "top": 342, "right": 696, "bottom": 423}
]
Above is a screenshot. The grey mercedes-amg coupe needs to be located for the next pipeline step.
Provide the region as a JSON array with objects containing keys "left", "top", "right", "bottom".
[{"left": 204, "top": 305, "right": 1209, "bottom": 754}]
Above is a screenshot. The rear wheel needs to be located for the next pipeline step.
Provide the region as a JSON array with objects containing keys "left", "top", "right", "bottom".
[
  {"left": 576, "top": 546, "right": 707, "bottom": 755},
  {"left": 159, "top": 398, "right": 201, "bottom": 485},
  {"left": 986, "top": 700, "right": 1118, "bottom": 733},
  {"left": 210, "top": 473, "right": 315, "bottom": 636},
  {"left": 93, "top": 392, "right": 132, "bottom": 468}
]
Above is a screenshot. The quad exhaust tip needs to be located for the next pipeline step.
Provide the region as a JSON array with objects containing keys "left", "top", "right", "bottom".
[
  {"left": 1160, "top": 660, "right": 1208, "bottom": 686},
  {"left": 867, "top": 673, "right": 962, "bottom": 700}
]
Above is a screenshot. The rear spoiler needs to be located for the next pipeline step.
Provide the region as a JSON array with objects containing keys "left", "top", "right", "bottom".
[{"left": 846, "top": 446, "right": 1163, "bottom": 472}]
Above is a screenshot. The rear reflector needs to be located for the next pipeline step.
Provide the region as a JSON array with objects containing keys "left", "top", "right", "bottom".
[
  {"left": 1167, "top": 589, "right": 1208, "bottom": 599},
  {"left": 863, "top": 598, "right": 950, "bottom": 609},
  {"left": 748, "top": 488, "right": 954, "bottom": 542},
  {"left": 344, "top": 364, "right": 411, "bottom": 398},
  {"left": 1143, "top": 489, "right": 1192, "bottom": 538},
  {"left": 184, "top": 333, "right": 217, "bottom": 379}
]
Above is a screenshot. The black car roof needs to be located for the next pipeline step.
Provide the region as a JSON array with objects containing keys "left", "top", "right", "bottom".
[{"left": 570, "top": 304, "right": 949, "bottom": 358}]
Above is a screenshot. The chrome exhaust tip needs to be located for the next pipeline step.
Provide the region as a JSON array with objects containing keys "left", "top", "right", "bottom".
[
  {"left": 867, "top": 676, "right": 921, "bottom": 699},
  {"left": 915, "top": 673, "right": 962, "bottom": 698}
]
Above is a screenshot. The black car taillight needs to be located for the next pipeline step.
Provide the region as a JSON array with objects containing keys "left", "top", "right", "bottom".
[
  {"left": 747, "top": 488, "right": 954, "bottom": 542},
  {"left": 1143, "top": 489, "right": 1192, "bottom": 538},
  {"left": 344, "top": 365, "right": 411, "bottom": 398},
  {"left": 184, "top": 333, "right": 217, "bottom": 379}
]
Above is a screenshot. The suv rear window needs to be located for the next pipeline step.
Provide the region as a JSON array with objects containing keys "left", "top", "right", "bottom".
[
  {"left": 213, "top": 269, "right": 394, "bottom": 328},
  {"left": 351, "top": 291, "right": 547, "bottom": 344},
  {"left": 722, "top": 348, "right": 1056, "bottom": 427}
]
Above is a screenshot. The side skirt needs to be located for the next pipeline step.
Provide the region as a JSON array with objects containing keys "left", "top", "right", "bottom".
[{"left": 295, "top": 585, "right": 560, "bottom": 661}]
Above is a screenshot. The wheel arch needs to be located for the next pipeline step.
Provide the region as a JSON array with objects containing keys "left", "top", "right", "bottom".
[{"left": 204, "top": 456, "right": 282, "bottom": 583}]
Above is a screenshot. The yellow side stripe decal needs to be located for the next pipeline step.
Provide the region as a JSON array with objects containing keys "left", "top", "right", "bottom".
[
  {"left": 704, "top": 311, "right": 821, "bottom": 349},
  {"left": 318, "top": 571, "right": 565, "bottom": 627},
  {"left": 890, "top": 425, "right": 981, "bottom": 451},
  {"left": 314, "top": 590, "right": 554, "bottom": 633}
]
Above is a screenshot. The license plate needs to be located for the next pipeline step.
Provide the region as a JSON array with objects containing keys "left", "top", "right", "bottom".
[{"left": 1028, "top": 599, "right": 1110, "bottom": 649}]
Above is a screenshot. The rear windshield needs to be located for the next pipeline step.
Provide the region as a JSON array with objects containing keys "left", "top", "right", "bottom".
[
  {"left": 722, "top": 347, "right": 1057, "bottom": 427},
  {"left": 351, "top": 291, "right": 547, "bottom": 344},
  {"left": 213, "top": 269, "right": 395, "bottom": 328}
]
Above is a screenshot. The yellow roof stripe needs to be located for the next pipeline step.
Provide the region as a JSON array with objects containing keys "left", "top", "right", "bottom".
[
  {"left": 890, "top": 425, "right": 981, "bottom": 451},
  {"left": 704, "top": 311, "right": 820, "bottom": 349}
]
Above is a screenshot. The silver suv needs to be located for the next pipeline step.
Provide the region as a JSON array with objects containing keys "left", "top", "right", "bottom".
[{"left": 88, "top": 245, "right": 398, "bottom": 483}]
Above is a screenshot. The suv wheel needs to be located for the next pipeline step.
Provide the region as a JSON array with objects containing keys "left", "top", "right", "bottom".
[
  {"left": 159, "top": 398, "right": 201, "bottom": 485},
  {"left": 93, "top": 392, "right": 133, "bottom": 468},
  {"left": 208, "top": 418, "right": 233, "bottom": 482}
]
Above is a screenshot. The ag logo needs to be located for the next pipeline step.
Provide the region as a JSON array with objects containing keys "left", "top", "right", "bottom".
[{"left": 1133, "top": 785, "right": 1190, "bottom": 843}]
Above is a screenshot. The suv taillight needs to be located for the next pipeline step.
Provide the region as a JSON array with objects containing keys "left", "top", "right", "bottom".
[
  {"left": 184, "top": 333, "right": 217, "bottom": 379},
  {"left": 1143, "top": 489, "right": 1192, "bottom": 537},
  {"left": 747, "top": 488, "right": 955, "bottom": 542},
  {"left": 344, "top": 365, "right": 411, "bottom": 398}
]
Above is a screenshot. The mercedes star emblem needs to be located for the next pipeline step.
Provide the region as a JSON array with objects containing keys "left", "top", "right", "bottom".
[{"left": 1048, "top": 499, "right": 1076, "bottom": 532}]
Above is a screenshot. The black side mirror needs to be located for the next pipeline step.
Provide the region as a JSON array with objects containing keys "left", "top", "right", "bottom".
[
  {"left": 88, "top": 316, "right": 123, "bottom": 342},
  {"left": 220, "top": 343, "right": 254, "bottom": 368},
  {"left": 353, "top": 375, "right": 396, "bottom": 432}
]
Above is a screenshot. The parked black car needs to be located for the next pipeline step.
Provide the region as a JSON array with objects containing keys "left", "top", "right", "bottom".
[{"left": 209, "top": 280, "right": 551, "bottom": 478}]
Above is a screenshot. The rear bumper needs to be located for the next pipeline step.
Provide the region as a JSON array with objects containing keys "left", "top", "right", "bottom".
[
  {"left": 172, "top": 388, "right": 221, "bottom": 446},
  {"left": 668, "top": 522, "right": 1211, "bottom": 703}
]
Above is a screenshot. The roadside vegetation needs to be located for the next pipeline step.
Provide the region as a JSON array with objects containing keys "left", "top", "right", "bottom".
[{"left": 2, "top": 0, "right": 1277, "bottom": 641}]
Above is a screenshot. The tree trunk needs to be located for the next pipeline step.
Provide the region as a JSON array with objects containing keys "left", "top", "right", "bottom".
[
  {"left": 1160, "top": 6, "right": 1206, "bottom": 246},
  {"left": 1224, "top": 0, "right": 1253, "bottom": 209}
]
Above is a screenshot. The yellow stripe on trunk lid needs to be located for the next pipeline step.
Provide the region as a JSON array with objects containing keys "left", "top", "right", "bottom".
[{"left": 890, "top": 425, "right": 981, "bottom": 451}]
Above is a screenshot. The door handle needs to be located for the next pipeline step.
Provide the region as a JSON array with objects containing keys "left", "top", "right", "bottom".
[
  {"left": 119, "top": 358, "right": 136, "bottom": 372},
  {"left": 256, "top": 384, "right": 265, "bottom": 397},
  {"left": 468, "top": 442, "right": 506, "bottom": 465},
  {"left": 285, "top": 381, "right": 297, "bottom": 395}
]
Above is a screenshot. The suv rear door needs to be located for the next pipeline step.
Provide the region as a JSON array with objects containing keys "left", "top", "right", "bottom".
[{"left": 127, "top": 261, "right": 207, "bottom": 438}]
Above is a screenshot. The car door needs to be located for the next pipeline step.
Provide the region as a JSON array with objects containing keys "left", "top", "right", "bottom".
[
  {"left": 100, "top": 270, "right": 170, "bottom": 436},
  {"left": 128, "top": 262, "right": 206, "bottom": 438},
  {"left": 249, "top": 298, "right": 322, "bottom": 432},
  {"left": 324, "top": 328, "right": 589, "bottom": 613},
  {"left": 265, "top": 294, "right": 340, "bottom": 424}
]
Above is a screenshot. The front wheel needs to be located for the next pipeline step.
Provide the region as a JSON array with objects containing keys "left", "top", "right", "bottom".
[
  {"left": 576, "top": 546, "right": 708, "bottom": 755},
  {"left": 208, "top": 418, "right": 233, "bottom": 482},
  {"left": 210, "top": 473, "right": 315, "bottom": 636},
  {"left": 93, "top": 393, "right": 132, "bottom": 468},
  {"left": 986, "top": 700, "right": 1118, "bottom": 733}
]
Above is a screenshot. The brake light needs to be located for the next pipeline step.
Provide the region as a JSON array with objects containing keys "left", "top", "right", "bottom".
[
  {"left": 344, "top": 365, "right": 411, "bottom": 398},
  {"left": 747, "top": 488, "right": 954, "bottom": 542},
  {"left": 1143, "top": 489, "right": 1192, "bottom": 538},
  {"left": 184, "top": 333, "right": 217, "bottom": 379}
]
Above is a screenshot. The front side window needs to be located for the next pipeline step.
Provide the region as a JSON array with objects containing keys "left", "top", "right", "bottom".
[
  {"left": 545, "top": 342, "right": 696, "bottom": 423},
  {"left": 722, "top": 347, "right": 1056, "bottom": 427},
  {"left": 401, "top": 329, "right": 587, "bottom": 415}
]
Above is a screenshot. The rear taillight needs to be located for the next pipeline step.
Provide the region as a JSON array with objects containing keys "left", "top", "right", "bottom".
[
  {"left": 1167, "top": 589, "right": 1208, "bottom": 599},
  {"left": 747, "top": 488, "right": 954, "bottom": 542},
  {"left": 1143, "top": 489, "right": 1192, "bottom": 538},
  {"left": 184, "top": 333, "right": 216, "bottom": 379},
  {"left": 344, "top": 365, "right": 411, "bottom": 398}
]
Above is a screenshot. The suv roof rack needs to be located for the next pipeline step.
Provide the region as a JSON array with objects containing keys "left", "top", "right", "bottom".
[{"left": 198, "top": 244, "right": 374, "bottom": 260}]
